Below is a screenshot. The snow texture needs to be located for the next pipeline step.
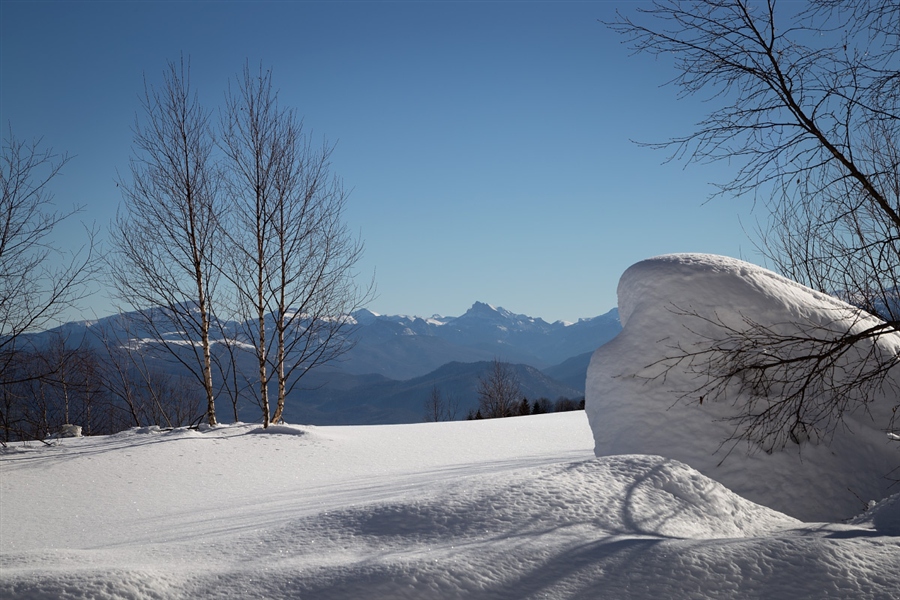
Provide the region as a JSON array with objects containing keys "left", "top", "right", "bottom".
[
  {"left": 586, "top": 253, "right": 900, "bottom": 521},
  {"left": 2, "top": 412, "right": 898, "bottom": 599}
]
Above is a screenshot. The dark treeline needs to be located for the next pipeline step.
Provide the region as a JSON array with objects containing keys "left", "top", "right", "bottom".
[
  {"left": 424, "top": 359, "right": 587, "bottom": 423},
  {"left": 465, "top": 396, "right": 585, "bottom": 421}
]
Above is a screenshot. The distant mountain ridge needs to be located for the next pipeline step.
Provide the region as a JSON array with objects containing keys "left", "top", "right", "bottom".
[
  {"left": 27, "top": 301, "right": 621, "bottom": 425},
  {"left": 340, "top": 302, "right": 621, "bottom": 380}
]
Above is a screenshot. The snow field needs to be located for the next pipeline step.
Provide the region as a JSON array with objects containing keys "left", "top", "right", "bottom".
[{"left": 2, "top": 412, "right": 898, "bottom": 599}]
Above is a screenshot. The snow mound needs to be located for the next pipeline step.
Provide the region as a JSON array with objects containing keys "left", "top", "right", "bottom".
[
  {"left": 586, "top": 253, "right": 900, "bottom": 521},
  {"left": 246, "top": 424, "right": 307, "bottom": 436},
  {"left": 606, "top": 455, "right": 796, "bottom": 538},
  {"left": 851, "top": 493, "right": 900, "bottom": 535},
  {"left": 132, "top": 425, "right": 165, "bottom": 434},
  {"left": 307, "top": 456, "right": 795, "bottom": 545}
]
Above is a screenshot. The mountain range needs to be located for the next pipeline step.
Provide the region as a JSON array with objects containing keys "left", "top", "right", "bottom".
[
  {"left": 339, "top": 302, "right": 620, "bottom": 379},
  {"left": 32, "top": 302, "right": 622, "bottom": 425}
]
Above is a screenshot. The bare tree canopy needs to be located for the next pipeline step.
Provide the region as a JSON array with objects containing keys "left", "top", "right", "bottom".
[
  {"left": 111, "top": 58, "right": 221, "bottom": 425},
  {"left": 477, "top": 359, "right": 521, "bottom": 419},
  {"left": 611, "top": 0, "right": 900, "bottom": 449},
  {"left": 220, "top": 63, "right": 370, "bottom": 427},
  {"left": 111, "top": 59, "right": 371, "bottom": 429},
  {"left": 0, "top": 129, "right": 97, "bottom": 384}
]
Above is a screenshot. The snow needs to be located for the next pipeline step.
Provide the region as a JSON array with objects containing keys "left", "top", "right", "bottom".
[
  {"left": 851, "top": 493, "right": 900, "bottom": 536},
  {"left": 586, "top": 253, "right": 900, "bottom": 521},
  {"left": 2, "top": 412, "right": 898, "bottom": 598}
]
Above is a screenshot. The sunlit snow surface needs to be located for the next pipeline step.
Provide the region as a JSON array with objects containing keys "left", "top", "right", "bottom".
[
  {"left": 587, "top": 254, "right": 900, "bottom": 522},
  {"left": 2, "top": 413, "right": 898, "bottom": 599}
]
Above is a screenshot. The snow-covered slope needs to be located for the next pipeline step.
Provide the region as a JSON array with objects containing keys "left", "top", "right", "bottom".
[
  {"left": 2, "top": 412, "right": 898, "bottom": 599},
  {"left": 586, "top": 254, "right": 900, "bottom": 521}
]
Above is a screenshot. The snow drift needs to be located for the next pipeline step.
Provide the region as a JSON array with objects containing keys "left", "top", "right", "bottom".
[
  {"left": 3, "top": 415, "right": 898, "bottom": 599},
  {"left": 586, "top": 253, "right": 900, "bottom": 521}
]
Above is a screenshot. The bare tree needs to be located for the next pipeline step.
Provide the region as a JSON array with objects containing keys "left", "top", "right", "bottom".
[
  {"left": 64, "top": 343, "right": 106, "bottom": 436},
  {"left": 611, "top": 0, "right": 900, "bottom": 448},
  {"left": 477, "top": 359, "right": 521, "bottom": 419},
  {"left": 0, "top": 129, "right": 97, "bottom": 383},
  {"left": 446, "top": 389, "right": 460, "bottom": 421},
  {"left": 36, "top": 334, "right": 108, "bottom": 436},
  {"left": 93, "top": 316, "right": 204, "bottom": 429},
  {"left": 111, "top": 58, "right": 221, "bottom": 426},
  {"left": 209, "top": 323, "right": 252, "bottom": 423},
  {"left": 424, "top": 385, "right": 443, "bottom": 422},
  {"left": 220, "top": 64, "right": 370, "bottom": 427},
  {"left": 424, "top": 385, "right": 459, "bottom": 422},
  {"left": 0, "top": 335, "right": 112, "bottom": 442},
  {"left": 45, "top": 332, "right": 83, "bottom": 426}
]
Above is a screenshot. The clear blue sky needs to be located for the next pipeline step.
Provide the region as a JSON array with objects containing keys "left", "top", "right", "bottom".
[{"left": 1, "top": 0, "right": 756, "bottom": 324}]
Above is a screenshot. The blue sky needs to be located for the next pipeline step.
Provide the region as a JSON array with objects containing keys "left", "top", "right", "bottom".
[{"left": 1, "top": 1, "right": 756, "bottom": 324}]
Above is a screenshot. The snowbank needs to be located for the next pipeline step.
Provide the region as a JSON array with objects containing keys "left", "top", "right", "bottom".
[{"left": 586, "top": 253, "right": 900, "bottom": 521}]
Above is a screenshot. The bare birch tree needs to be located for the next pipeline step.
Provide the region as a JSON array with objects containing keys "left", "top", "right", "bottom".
[
  {"left": 110, "top": 58, "right": 221, "bottom": 426},
  {"left": 611, "top": 0, "right": 900, "bottom": 448},
  {"left": 0, "top": 129, "right": 97, "bottom": 384},
  {"left": 220, "top": 64, "right": 369, "bottom": 427}
]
